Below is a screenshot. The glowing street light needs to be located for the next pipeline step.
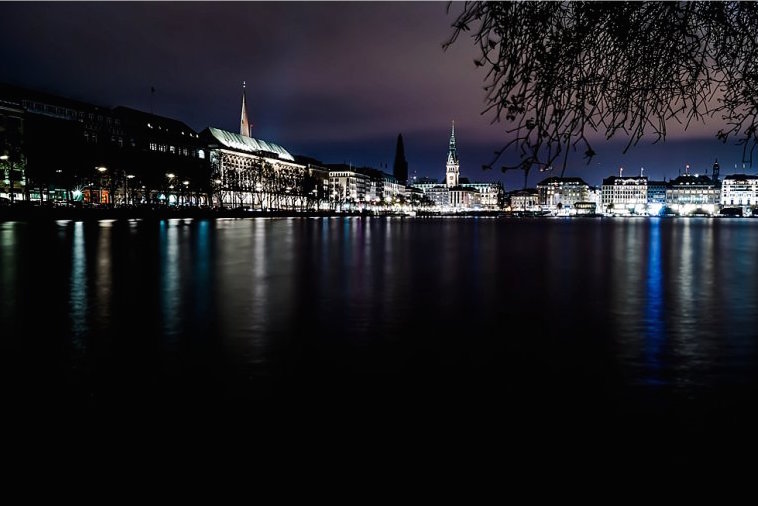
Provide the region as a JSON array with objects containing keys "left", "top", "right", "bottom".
[
  {"left": 125, "top": 174, "right": 135, "bottom": 205},
  {"left": 0, "top": 153, "right": 11, "bottom": 205}
]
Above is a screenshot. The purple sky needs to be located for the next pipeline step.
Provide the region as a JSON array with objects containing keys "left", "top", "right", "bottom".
[{"left": 0, "top": 1, "right": 751, "bottom": 188}]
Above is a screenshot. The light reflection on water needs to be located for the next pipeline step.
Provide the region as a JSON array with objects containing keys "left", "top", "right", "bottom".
[{"left": 3, "top": 217, "right": 758, "bottom": 433}]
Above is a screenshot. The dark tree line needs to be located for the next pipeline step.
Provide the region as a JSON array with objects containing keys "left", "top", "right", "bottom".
[{"left": 445, "top": 1, "right": 758, "bottom": 185}]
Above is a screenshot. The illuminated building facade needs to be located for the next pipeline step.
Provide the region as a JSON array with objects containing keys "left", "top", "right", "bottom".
[
  {"left": 721, "top": 174, "right": 758, "bottom": 207},
  {"left": 601, "top": 176, "right": 648, "bottom": 214},
  {"left": 206, "top": 127, "right": 314, "bottom": 210},
  {"left": 0, "top": 96, "right": 24, "bottom": 203},
  {"left": 509, "top": 189, "right": 539, "bottom": 211},
  {"left": 113, "top": 106, "right": 209, "bottom": 206},
  {"left": 327, "top": 167, "right": 371, "bottom": 209},
  {"left": 666, "top": 174, "right": 719, "bottom": 214},
  {"left": 537, "top": 176, "right": 591, "bottom": 213}
]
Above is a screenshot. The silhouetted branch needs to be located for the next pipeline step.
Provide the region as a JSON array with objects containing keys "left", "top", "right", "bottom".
[{"left": 444, "top": 1, "right": 758, "bottom": 177}]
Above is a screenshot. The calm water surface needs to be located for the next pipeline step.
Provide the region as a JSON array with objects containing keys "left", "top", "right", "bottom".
[{"left": 2, "top": 216, "right": 758, "bottom": 449}]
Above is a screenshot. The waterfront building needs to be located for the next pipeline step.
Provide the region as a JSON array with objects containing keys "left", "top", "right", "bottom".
[
  {"left": 509, "top": 189, "right": 539, "bottom": 212},
  {"left": 113, "top": 106, "right": 208, "bottom": 206},
  {"left": 536, "top": 176, "right": 591, "bottom": 214},
  {"left": 666, "top": 173, "right": 719, "bottom": 214},
  {"left": 0, "top": 83, "right": 123, "bottom": 203},
  {"left": 0, "top": 95, "right": 24, "bottom": 204},
  {"left": 205, "top": 86, "right": 316, "bottom": 210},
  {"left": 601, "top": 175, "right": 648, "bottom": 215},
  {"left": 587, "top": 186, "right": 602, "bottom": 212},
  {"left": 0, "top": 83, "right": 212, "bottom": 206},
  {"left": 326, "top": 165, "right": 371, "bottom": 210},
  {"left": 205, "top": 126, "right": 310, "bottom": 210},
  {"left": 461, "top": 181, "right": 503, "bottom": 209},
  {"left": 647, "top": 180, "right": 668, "bottom": 212},
  {"left": 449, "top": 186, "right": 479, "bottom": 208},
  {"left": 721, "top": 174, "right": 758, "bottom": 208},
  {"left": 424, "top": 185, "right": 450, "bottom": 207}
]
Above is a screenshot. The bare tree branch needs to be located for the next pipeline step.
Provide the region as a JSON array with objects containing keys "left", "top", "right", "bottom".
[{"left": 444, "top": 1, "right": 758, "bottom": 183}]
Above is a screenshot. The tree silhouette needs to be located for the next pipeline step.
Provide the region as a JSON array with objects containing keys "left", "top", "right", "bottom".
[{"left": 444, "top": 1, "right": 758, "bottom": 184}]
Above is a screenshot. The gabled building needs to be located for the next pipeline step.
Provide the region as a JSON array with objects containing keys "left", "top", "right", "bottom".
[{"left": 205, "top": 126, "right": 308, "bottom": 210}]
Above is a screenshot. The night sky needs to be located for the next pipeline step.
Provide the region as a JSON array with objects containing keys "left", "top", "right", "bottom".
[{"left": 0, "top": 1, "right": 750, "bottom": 188}]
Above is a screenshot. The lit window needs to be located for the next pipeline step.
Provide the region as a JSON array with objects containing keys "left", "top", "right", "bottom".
[
  {"left": 150, "top": 142, "right": 157, "bottom": 151},
  {"left": 198, "top": 149, "right": 205, "bottom": 159}
]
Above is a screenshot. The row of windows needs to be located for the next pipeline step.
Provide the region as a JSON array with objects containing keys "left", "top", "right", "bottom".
[
  {"left": 146, "top": 122, "right": 199, "bottom": 138},
  {"left": 23, "top": 100, "right": 122, "bottom": 127},
  {"left": 149, "top": 143, "right": 205, "bottom": 158}
]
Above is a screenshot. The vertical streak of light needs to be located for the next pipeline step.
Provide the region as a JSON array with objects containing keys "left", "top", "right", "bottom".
[
  {"left": 69, "top": 222, "right": 87, "bottom": 347},
  {"left": 644, "top": 218, "right": 665, "bottom": 385}
]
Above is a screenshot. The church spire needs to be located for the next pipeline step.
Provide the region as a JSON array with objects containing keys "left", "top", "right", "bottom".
[
  {"left": 446, "top": 121, "right": 460, "bottom": 188},
  {"left": 393, "top": 133, "right": 408, "bottom": 184},
  {"left": 712, "top": 158, "right": 720, "bottom": 181},
  {"left": 447, "top": 121, "right": 458, "bottom": 165},
  {"left": 240, "top": 81, "right": 251, "bottom": 137}
]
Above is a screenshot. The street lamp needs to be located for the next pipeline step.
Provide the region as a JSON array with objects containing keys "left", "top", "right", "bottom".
[
  {"left": 96, "top": 166, "right": 107, "bottom": 205},
  {"left": 125, "top": 174, "right": 135, "bottom": 206},
  {"left": 166, "top": 173, "right": 175, "bottom": 206},
  {"left": 0, "top": 154, "right": 10, "bottom": 205}
]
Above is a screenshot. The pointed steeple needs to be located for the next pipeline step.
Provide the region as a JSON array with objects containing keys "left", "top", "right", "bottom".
[
  {"left": 712, "top": 158, "right": 720, "bottom": 181},
  {"left": 447, "top": 121, "right": 458, "bottom": 165},
  {"left": 446, "top": 121, "right": 460, "bottom": 188},
  {"left": 393, "top": 134, "right": 408, "bottom": 184},
  {"left": 240, "top": 81, "right": 251, "bottom": 137}
]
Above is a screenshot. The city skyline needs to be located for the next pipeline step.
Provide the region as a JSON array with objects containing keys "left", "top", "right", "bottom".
[{"left": 0, "top": 1, "right": 752, "bottom": 189}]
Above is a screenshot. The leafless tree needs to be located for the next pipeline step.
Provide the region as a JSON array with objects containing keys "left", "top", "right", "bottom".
[{"left": 445, "top": 1, "right": 758, "bottom": 185}]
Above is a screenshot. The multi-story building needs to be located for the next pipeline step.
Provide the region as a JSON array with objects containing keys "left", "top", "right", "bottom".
[
  {"left": 206, "top": 126, "right": 309, "bottom": 210},
  {"left": 721, "top": 174, "right": 758, "bottom": 207},
  {"left": 461, "top": 181, "right": 503, "bottom": 209},
  {"left": 601, "top": 175, "right": 648, "bottom": 214},
  {"left": 536, "top": 176, "right": 590, "bottom": 213},
  {"left": 509, "top": 189, "right": 539, "bottom": 212},
  {"left": 0, "top": 95, "right": 24, "bottom": 203},
  {"left": 666, "top": 173, "right": 719, "bottom": 214},
  {"left": 424, "top": 185, "right": 450, "bottom": 207},
  {"left": 327, "top": 166, "right": 371, "bottom": 209},
  {"left": 114, "top": 106, "right": 209, "bottom": 206}
]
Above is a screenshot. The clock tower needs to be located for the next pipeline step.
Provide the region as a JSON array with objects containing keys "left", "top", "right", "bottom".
[{"left": 446, "top": 121, "right": 459, "bottom": 188}]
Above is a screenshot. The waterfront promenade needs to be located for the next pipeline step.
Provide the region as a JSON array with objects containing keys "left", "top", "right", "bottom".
[{"left": 0, "top": 205, "right": 508, "bottom": 221}]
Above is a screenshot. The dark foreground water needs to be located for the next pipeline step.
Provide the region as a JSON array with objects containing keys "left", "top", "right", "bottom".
[{"left": 3, "top": 216, "right": 758, "bottom": 457}]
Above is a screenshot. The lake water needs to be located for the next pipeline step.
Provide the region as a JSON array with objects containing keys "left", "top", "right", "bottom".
[{"left": 2, "top": 216, "right": 758, "bottom": 455}]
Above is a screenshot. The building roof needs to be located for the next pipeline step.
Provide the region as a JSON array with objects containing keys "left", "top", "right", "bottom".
[
  {"left": 206, "top": 126, "right": 294, "bottom": 162},
  {"left": 723, "top": 173, "right": 758, "bottom": 181},
  {"left": 602, "top": 176, "right": 647, "bottom": 185},
  {"left": 669, "top": 174, "right": 715, "bottom": 186},
  {"left": 537, "top": 176, "right": 589, "bottom": 186},
  {"left": 510, "top": 188, "right": 538, "bottom": 196},
  {"left": 113, "top": 106, "right": 198, "bottom": 136}
]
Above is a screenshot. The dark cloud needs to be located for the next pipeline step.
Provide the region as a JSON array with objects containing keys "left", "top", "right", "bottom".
[{"left": 0, "top": 1, "right": 748, "bottom": 188}]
